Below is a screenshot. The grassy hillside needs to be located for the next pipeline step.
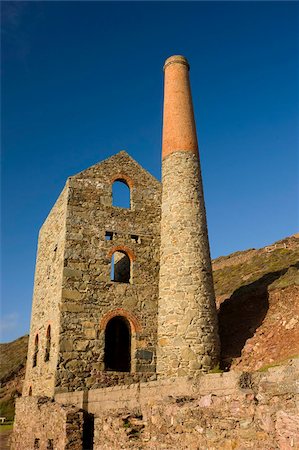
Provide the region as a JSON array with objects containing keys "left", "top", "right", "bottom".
[
  {"left": 0, "top": 335, "right": 28, "bottom": 421},
  {"left": 0, "top": 335, "right": 29, "bottom": 382},
  {"left": 213, "top": 237, "right": 299, "bottom": 299}
]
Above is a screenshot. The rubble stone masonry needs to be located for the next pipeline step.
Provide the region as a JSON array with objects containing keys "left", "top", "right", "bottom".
[
  {"left": 23, "top": 151, "right": 161, "bottom": 396},
  {"left": 158, "top": 151, "right": 220, "bottom": 376},
  {"left": 23, "top": 187, "right": 68, "bottom": 397},
  {"left": 11, "top": 397, "right": 84, "bottom": 450},
  {"left": 56, "top": 152, "right": 161, "bottom": 391}
]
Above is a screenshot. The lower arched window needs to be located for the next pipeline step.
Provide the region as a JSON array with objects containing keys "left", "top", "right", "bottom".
[{"left": 104, "top": 316, "right": 131, "bottom": 372}]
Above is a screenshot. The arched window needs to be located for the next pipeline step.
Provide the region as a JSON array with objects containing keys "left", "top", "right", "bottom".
[
  {"left": 112, "top": 179, "right": 130, "bottom": 208},
  {"left": 44, "top": 325, "right": 51, "bottom": 362},
  {"left": 33, "top": 334, "right": 39, "bottom": 368},
  {"left": 104, "top": 316, "right": 131, "bottom": 372},
  {"left": 111, "top": 251, "right": 131, "bottom": 283},
  {"left": 29, "top": 386, "right": 32, "bottom": 396}
]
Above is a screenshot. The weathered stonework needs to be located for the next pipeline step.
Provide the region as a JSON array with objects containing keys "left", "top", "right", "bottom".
[
  {"left": 23, "top": 187, "right": 68, "bottom": 397},
  {"left": 12, "top": 360, "right": 299, "bottom": 449},
  {"left": 158, "top": 151, "right": 220, "bottom": 376},
  {"left": 22, "top": 151, "right": 161, "bottom": 396},
  {"left": 11, "top": 397, "right": 84, "bottom": 450},
  {"left": 56, "top": 152, "right": 161, "bottom": 391}
]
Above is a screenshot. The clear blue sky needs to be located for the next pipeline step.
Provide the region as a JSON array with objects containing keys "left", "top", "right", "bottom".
[{"left": 1, "top": 1, "right": 298, "bottom": 342}]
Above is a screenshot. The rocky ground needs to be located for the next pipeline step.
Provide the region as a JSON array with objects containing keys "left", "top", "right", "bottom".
[
  {"left": 213, "top": 235, "right": 299, "bottom": 371},
  {"left": 0, "top": 235, "right": 298, "bottom": 438}
]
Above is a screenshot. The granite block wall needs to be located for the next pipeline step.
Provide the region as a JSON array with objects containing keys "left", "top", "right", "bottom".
[{"left": 11, "top": 397, "right": 84, "bottom": 450}]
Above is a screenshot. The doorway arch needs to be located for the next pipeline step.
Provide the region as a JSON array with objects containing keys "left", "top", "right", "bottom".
[{"left": 104, "top": 316, "right": 131, "bottom": 372}]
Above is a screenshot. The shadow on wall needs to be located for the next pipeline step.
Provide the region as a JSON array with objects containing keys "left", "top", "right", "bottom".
[
  {"left": 218, "top": 264, "right": 298, "bottom": 370},
  {"left": 83, "top": 410, "right": 94, "bottom": 450}
]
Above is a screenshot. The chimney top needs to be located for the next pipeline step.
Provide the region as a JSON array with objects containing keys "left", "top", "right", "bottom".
[{"left": 163, "top": 55, "right": 190, "bottom": 71}]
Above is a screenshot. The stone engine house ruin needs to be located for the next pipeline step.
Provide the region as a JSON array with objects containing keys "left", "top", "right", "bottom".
[
  {"left": 12, "top": 55, "right": 223, "bottom": 449},
  {"left": 22, "top": 152, "right": 162, "bottom": 397}
]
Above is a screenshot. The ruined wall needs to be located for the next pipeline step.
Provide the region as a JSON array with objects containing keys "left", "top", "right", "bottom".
[
  {"left": 11, "top": 397, "right": 84, "bottom": 450},
  {"left": 56, "top": 152, "right": 161, "bottom": 392},
  {"left": 56, "top": 360, "right": 299, "bottom": 450},
  {"left": 23, "top": 187, "right": 68, "bottom": 397}
]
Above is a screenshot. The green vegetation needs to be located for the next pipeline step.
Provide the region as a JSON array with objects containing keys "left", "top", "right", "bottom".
[
  {"left": 0, "top": 398, "right": 15, "bottom": 421},
  {"left": 209, "top": 364, "right": 224, "bottom": 374},
  {"left": 0, "top": 423, "right": 14, "bottom": 432},
  {"left": 258, "top": 355, "right": 299, "bottom": 372},
  {"left": 213, "top": 246, "right": 299, "bottom": 297},
  {"left": 0, "top": 335, "right": 29, "bottom": 381},
  {"left": 269, "top": 266, "right": 299, "bottom": 291}
]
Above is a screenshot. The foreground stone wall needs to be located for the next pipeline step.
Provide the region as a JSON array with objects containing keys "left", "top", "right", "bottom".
[
  {"left": 11, "top": 397, "right": 84, "bottom": 450},
  {"left": 55, "top": 359, "right": 299, "bottom": 450}
]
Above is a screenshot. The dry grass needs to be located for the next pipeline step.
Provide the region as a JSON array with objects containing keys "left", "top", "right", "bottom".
[{"left": 213, "top": 247, "right": 299, "bottom": 298}]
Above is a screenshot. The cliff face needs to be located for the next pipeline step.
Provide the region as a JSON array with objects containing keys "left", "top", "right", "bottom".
[{"left": 213, "top": 235, "right": 299, "bottom": 370}]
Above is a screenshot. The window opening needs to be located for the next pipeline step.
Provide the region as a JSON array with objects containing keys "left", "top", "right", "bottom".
[
  {"left": 33, "top": 334, "right": 39, "bottom": 367},
  {"left": 112, "top": 180, "right": 130, "bottom": 208},
  {"left": 34, "top": 438, "right": 40, "bottom": 449},
  {"left": 111, "top": 251, "right": 131, "bottom": 283},
  {"left": 29, "top": 386, "right": 32, "bottom": 396},
  {"left": 104, "top": 316, "right": 131, "bottom": 372},
  {"left": 131, "top": 234, "right": 140, "bottom": 244},
  {"left": 45, "top": 325, "right": 51, "bottom": 362},
  {"left": 105, "top": 231, "right": 114, "bottom": 241},
  {"left": 47, "top": 439, "right": 54, "bottom": 450}
]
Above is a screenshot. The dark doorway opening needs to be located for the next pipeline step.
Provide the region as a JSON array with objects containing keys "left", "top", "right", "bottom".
[{"left": 104, "top": 316, "right": 131, "bottom": 372}]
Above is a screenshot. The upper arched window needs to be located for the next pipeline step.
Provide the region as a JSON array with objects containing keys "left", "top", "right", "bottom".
[
  {"left": 44, "top": 325, "right": 51, "bottom": 362},
  {"left": 33, "top": 334, "right": 39, "bottom": 368},
  {"left": 111, "top": 250, "right": 131, "bottom": 283},
  {"left": 112, "top": 180, "right": 130, "bottom": 209}
]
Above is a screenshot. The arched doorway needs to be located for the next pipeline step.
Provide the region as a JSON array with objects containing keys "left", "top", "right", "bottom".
[{"left": 104, "top": 316, "right": 131, "bottom": 372}]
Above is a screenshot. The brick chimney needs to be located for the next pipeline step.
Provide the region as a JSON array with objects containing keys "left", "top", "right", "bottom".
[{"left": 157, "top": 55, "right": 220, "bottom": 377}]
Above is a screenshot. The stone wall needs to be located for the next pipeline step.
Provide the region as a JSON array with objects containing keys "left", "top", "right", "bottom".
[
  {"left": 158, "top": 151, "right": 220, "bottom": 377},
  {"left": 22, "top": 152, "right": 161, "bottom": 396},
  {"left": 11, "top": 397, "right": 84, "bottom": 450},
  {"left": 56, "top": 152, "right": 161, "bottom": 391},
  {"left": 55, "top": 359, "right": 299, "bottom": 450},
  {"left": 23, "top": 186, "right": 68, "bottom": 397}
]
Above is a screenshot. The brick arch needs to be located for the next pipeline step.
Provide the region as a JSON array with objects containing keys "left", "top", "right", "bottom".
[
  {"left": 100, "top": 308, "right": 142, "bottom": 333},
  {"left": 111, "top": 173, "right": 134, "bottom": 189},
  {"left": 107, "top": 245, "right": 136, "bottom": 262}
]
